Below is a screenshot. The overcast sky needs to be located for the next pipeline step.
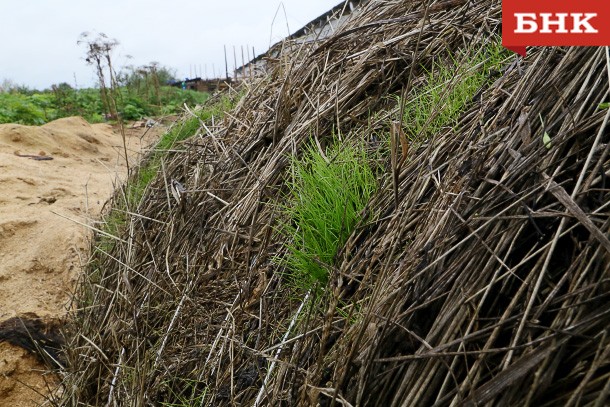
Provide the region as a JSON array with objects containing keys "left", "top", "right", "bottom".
[{"left": 0, "top": 0, "right": 339, "bottom": 90}]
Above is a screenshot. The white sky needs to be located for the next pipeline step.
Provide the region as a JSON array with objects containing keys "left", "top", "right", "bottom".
[{"left": 0, "top": 0, "right": 339, "bottom": 90}]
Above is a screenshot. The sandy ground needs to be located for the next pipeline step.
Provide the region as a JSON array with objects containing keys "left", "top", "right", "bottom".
[{"left": 0, "top": 116, "right": 166, "bottom": 406}]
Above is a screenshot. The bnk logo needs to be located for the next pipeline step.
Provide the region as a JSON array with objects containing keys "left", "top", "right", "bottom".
[
  {"left": 515, "top": 13, "right": 598, "bottom": 34},
  {"left": 502, "top": 1, "right": 610, "bottom": 56}
]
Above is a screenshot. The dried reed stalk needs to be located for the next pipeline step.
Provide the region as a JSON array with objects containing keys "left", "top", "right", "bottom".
[{"left": 58, "top": 1, "right": 609, "bottom": 405}]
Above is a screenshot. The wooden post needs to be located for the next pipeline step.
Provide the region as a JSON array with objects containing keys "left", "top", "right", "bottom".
[
  {"left": 241, "top": 46, "right": 245, "bottom": 80},
  {"left": 224, "top": 45, "right": 229, "bottom": 81},
  {"left": 252, "top": 46, "right": 256, "bottom": 77},
  {"left": 233, "top": 46, "right": 238, "bottom": 81},
  {"left": 246, "top": 45, "right": 252, "bottom": 79}
]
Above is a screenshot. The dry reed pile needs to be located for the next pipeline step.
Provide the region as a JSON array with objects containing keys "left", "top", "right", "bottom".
[{"left": 59, "top": 0, "right": 609, "bottom": 405}]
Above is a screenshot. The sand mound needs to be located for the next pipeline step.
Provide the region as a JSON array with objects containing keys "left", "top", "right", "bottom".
[{"left": 0, "top": 116, "right": 162, "bottom": 406}]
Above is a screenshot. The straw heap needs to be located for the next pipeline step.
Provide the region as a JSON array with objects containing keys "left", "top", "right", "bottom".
[{"left": 60, "top": 0, "right": 610, "bottom": 405}]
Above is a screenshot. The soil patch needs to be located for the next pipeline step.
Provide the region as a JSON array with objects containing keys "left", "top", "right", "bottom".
[{"left": 0, "top": 116, "right": 166, "bottom": 405}]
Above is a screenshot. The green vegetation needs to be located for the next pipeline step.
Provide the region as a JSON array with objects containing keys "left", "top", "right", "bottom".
[
  {"left": 0, "top": 91, "right": 56, "bottom": 125},
  {"left": 400, "top": 41, "right": 508, "bottom": 143},
  {"left": 1, "top": 33, "right": 211, "bottom": 126},
  {"left": 96, "top": 92, "right": 242, "bottom": 258},
  {"left": 0, "top": 83, "right": 208, "bottom": 125},
  {"left": 160, "top": 378, "right": 208, "bottom": 407},
  {"left": 0, "top": 84, "right": 209, "bottom": 125},
  {"left": 280, "top": 140, "right": 376, "bottom": 290},
  {"left": 276, "top": 42, "right": 507, "bottom": 292}
]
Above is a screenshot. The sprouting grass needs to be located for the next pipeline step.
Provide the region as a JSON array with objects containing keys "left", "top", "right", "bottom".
[
  {"left": 159, "top": 378, "right": 208, "bottom": 407},
  {"left": 130, "top": 92, "right": 241, "bottom": 206},
  {"left": 155, "top": 115, "right": 201, "bottom": 153},
  {"left": 95, "top": 91, "right": 242, "bottom": 255},
  {"left": 156, "top": 92, "right": 240, "bottom": 152},
  {"left": 401, "top": 40, "right": 509, "bottom": 144},
  {"left": 280, "top": 140, "right": 376, "bottom": 290}
]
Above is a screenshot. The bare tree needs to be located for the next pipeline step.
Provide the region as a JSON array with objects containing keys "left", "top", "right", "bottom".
[
  {"left": 78, "top": 31, "right": 129, "bottom": 173},
  {"left": 78, "top": 32, "right": 118, "bottom": 118}
]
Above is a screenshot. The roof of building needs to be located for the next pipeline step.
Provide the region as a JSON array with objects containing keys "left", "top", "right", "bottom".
[{"left": 235, "top": 0, "right": 368, "bottom": 74}]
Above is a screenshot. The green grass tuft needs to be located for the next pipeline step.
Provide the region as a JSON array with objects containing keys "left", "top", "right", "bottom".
[
  {"left": 159, "top": 378, "right": 208, "bottom": 407},
  {"left": 280, "top": 140, "right": 376, "bottom": 290},
  {"left": 401, "top": 40, "right": 508, "bottom": 144}
]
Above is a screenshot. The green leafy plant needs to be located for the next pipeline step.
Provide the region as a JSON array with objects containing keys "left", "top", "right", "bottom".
[
  {"left": 280, "top": 140, "right": 376, "bottom": 290},
  {"left": 0, "top": 92, "right": 56, "bottom": 124},
  {"left": 0, "top": 81, "right": 210, "bottom": 125}
]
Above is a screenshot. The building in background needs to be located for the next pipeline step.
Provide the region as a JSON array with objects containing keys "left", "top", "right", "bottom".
[{"left": 235, "top": 0, "right": 368, "bottom": 79}]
